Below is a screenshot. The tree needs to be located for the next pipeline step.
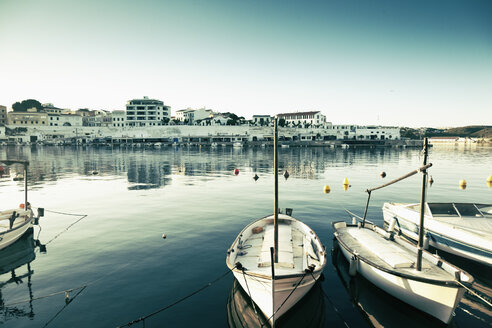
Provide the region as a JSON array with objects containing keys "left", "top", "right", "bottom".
[
  {"left": 278, "top": 118, "right": 286, "bottom": 127},
  {"left": 12, "top": 99, "right": 44, "bottom": 112}
]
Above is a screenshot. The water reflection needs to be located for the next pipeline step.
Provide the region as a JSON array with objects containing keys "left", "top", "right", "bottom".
[
  {"left": 331, "top": 240, "right": 461, "bottom": 328},
  {"left": 0, "top": 229, "right": 37, "bottom": 323},
  {"left": 0, "top": 145, "right": 425, "bottom": 190},
  {"left": 227, "top": 278, "right": 325, "bottom": 328}
]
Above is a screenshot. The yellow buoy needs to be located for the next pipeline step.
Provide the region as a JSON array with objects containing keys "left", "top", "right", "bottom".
[
  {"left": 487, "top": 175, "right": 492, "bottom": 183},
  {"left": 459, "top": 179, "right": 467, "bottom": 190},
  {"left": 343, "top": 184, "right": 349, "bottom": 191},
  {"left": 487, "top": 181, "right": 492, "bottom": 188},
  {"left": 323, "top": 185, "right": 331, "bottom": 194},
  {"left": 343, "top": 177, "right": 349, "bottom": 185}
]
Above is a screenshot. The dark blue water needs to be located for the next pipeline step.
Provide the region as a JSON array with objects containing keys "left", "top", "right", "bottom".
[{"left": 0, "top": 144, "right": 491, "bottom": 327}]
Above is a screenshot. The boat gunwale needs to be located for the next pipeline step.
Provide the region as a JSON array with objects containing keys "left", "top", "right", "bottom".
[
  {"left": 226, "top": 214, "right": 326, "bottom": 278},
  {"left": 0, "top": 214, "right": 32, "bottom": 237},
  {"left": 384, "top": 206, "right": 492, "bottom": 256},
  {"left": 332, "top": 221, "right": 474, "bottom": 287}
]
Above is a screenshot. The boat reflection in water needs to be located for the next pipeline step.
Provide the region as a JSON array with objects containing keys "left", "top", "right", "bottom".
[
  {"left": 331, "top": 239, "right": 462, "bottom": 328},
  {"left": 0, "top": 228, "right": 41, "bottom": 323},
  {"left": 227, "top": 278, "right": 325, "bottom": 328}
]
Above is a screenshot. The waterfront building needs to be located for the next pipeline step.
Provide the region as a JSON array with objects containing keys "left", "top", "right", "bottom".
[
  {"left": 196, "top": 113, "right": 230, "bottom": 126},
  {"left": 0, "top": 105, "right": 6, "bottom": 125},
  {"left": 332, "top": 125, "right": 400, "bottom": 140},
  {"left": 126, "top": 96, "right": 170, "bottom": 127},
  {"left": 277, "top": 111, "right": 326, "bottom": 127},
  {"left": 112, "top": 110, "right": 126, "bottom": 127},
  {"left": 48, "top": 113, "right": 83, "bottom": 127},
  {"left": 176, "top": 108, "right": 213, "bottom": 125},
  {"left": 252, "top": 115, "right": 272, "bottom": 126},
  {"left": 7, "top": 109, "right": 49, "bottom": 126}
]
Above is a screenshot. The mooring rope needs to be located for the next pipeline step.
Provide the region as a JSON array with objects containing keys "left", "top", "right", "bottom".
[
  {"left": 33, "top": 207, "right": 88, "bottom": 246},
  {"left": 241, "top": 269, "right": 263, "bottom": 327},
  {"left": 309, "top": 271, "right": 350, "bottom": 328},
  {"left": 116, "top": 266, "right": 236, "bottom": 328},
  {"left": 42, "top": 286, "right": 87, "bottom": 328},
  {"left": 260, "top": 272, "right": 307, "bottom": 327},
  {"left": 457, "top": 281, "right": 492, "bottom": 308}
]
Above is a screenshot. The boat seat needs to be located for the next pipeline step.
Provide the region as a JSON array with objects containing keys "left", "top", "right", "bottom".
[
  {"left": 258, "top": 224, "right": 294, "bottom": 268},
  {"left": 348, "top": 228, "right": 422, "bottom": 269}
]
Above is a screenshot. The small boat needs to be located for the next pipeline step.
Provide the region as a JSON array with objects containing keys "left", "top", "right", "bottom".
[
  {"left": 383, "top": 202, "right": 492, "bottom": 267},
  {"left": 226, "top": 118, "right": 327, "bottom": 326},
  {"left": 0, "top": 160, "right": 43, "bottom": 250},
  {"left": 333, "top": 139, "right": 473, "bottom": 324}
]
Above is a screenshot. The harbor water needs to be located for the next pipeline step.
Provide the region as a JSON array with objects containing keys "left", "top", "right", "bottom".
[{"left": 0, "top": 143, "right": 491, "bottom": 327}]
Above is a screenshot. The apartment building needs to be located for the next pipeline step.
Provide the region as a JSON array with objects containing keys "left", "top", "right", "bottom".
[{"left": 126, "top": 96, "right": 170, "bottom": 127}]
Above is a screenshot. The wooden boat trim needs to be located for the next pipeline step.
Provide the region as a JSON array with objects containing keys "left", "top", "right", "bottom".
[
  {"left": 0, "top": 216, "right": 32, "bottom": 237},
  {"left": 333, "top": 221, "right": 474, "bottom": 287}
]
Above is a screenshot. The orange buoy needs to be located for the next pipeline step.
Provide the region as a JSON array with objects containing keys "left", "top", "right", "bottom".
[
  {"left": 19, "top": 203, "right": 25, "bottom": 209},
  {"left": 234, "top": 169, "right": 239, "bottom": 175}
]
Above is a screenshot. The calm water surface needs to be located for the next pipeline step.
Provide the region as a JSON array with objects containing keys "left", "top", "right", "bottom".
[{"left": 0, "top": 144, "right": 491, "bottom": 328}]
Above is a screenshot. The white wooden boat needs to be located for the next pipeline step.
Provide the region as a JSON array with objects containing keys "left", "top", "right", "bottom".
[
  {"left": 383, "top": 202, "right": 492, "bottom": 267},
  {"left": 0, "top": 160, "right": 41, "bottom": 250},
  {"left": 333, "top": 220, "right": 472, "bottom": 324},
  {"left": 332, "top": 139, "right": 473, "bottom": 324},
  {"left": 226, "top": 118, "right": 326, "bottom": 326}
]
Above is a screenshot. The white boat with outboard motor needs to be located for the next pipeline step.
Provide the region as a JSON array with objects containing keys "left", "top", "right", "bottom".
[
  {"left": 383, "top": 202, "right": 492, "bottom": 267},
  {"left": 226, "top": 118, "right": 327, "bottom": 326},
  {"left": 333, "top": 139, "right": 473, "bottom": 324},
  {"left": 0, "top": 160, "right": 44, "bottom": 250}
]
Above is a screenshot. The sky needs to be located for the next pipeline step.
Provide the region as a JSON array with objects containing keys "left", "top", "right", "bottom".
[{"left": 0, "top": 0, "right": 491, "bottom": 127}]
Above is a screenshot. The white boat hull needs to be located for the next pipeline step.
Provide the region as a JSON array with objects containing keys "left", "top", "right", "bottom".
[
  {"left": 0, "top": 210, "right": 33, "bottom": 250},
  {"left": 337, "top": 238, "right": 465, "bottom": 324},
  {"left": 233, "top": 269, "right": 321, "bottom": 322}
]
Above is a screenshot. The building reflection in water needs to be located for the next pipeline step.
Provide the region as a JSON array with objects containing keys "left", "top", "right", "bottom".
[{"left": 0, "top": 145, "right": 413, "bottom": 191}]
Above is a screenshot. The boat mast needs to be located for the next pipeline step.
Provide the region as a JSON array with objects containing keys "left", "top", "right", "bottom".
[
  {"left": 416, "top": 138, "right": 429, "bottom": 271},
  {"left": 274, "top": 117, "right": 279, "bottom": 264},
  {"left": 24, "top": 162, "right": 28, "bottom": 209}
]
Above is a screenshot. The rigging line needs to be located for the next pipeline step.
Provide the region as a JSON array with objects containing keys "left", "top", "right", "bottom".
[
  {"left": 261, "top": 272, "right": 307, "bottom": 328},
  {"left": 241, "top": 269, "right": 263, "bottom": 327},
  {"left": 116, "top": 266, "right": 236, "bottom": 328},
  {"left": 42, "top": 286, "right": 87, "bottom": 328},
  {"left": 456, "top": 281, "right": 492, "bottom": 308},
  {"left": 44, "top": 214, "right": 88, "bottom": 246},
  {"left": 3, "top": 262, "right": 133, "bottom": 307},
  {"left": 37, "top": 208, "right": 88, "bottom": 217},
  {"left": 309, "top": 272, "right": 350, "bottom": 328}
]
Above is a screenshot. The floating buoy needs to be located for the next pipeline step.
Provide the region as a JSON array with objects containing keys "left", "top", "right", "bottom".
[
  {"left": 162, "top": 234, "right": 167, "bottom": 239},
  {"left": 323, "top": 185, "right": 331, "bottom": 194},
  {"left": 459, "top": 179, "right": 467, "bottom": 190},
  {"left": 343, "top": 184, "right": 349, "bottom": 192},
  {"left": 487, "top": 181, "right": 492, "bottom": 188},
  {"left": 253, "top": 174, "right": 259, "bottom": 181},
  {"left": 234, "top": 169, "right": 239, "bottom": 175},
  {"left": 343, "top": 177, "right": 349, "bottom": 186},
  {"left": 283, "top": 170, "right": 289, "bottom": 179},
  {"left": 380, "top": 171, "right": 386, "bottom": 178},
  {"left": 487, "top": 175, "right": 492, "bottom": 183},
  {"left": 428, "top": 176, "right": 434, "bottom": 186},
  {"left": 92, "top": 171, "right": 99, "bottom": 175},
  {"left": 19, "top": 203, "right": 25, "bottom": 209}
]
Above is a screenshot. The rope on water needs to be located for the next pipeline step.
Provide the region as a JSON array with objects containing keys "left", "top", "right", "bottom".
[
  {"left": 116, "top": 266, "right": 236, "bottom": 328},
  {"left": 309, "top": 271, "right": 350, "bottom": 328},
  {"left": 33, "top": 207, "right": 88, "bottom": 246},
  {"left": 42, "top": 286, "right": 87, "bottom": 328},
  {"left": 457, "top": 281, "right": 492, "bottom": 308},
  {"left": 260, "top": 271, "right": 307, "bottom": 327},
  {"left": 241, "top": 269, "right": 264, "bottom": 327}
]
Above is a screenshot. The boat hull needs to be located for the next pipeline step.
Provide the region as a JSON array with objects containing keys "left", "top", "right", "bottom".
[
  {"left": 0, "top": 214, "right": 33, "bottom": 250},
  {"left": 383, "top": 206, "right": 492, "bottom": 267},
  {"left": 336, "top": 235, "right": 465, "bottom": 324},
  {"left": 232, "top": 269, "right": 321, "bottom": 323}
]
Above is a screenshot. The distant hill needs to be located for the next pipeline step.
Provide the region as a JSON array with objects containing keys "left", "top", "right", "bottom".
[
  {"left": 443, "top": 126, "right": 492, "bottom": 138},
  {"left": 401, "top": 126, "right": 492, "bottom": 140}
]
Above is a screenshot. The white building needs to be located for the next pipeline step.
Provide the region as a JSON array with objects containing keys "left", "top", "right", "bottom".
[
  {"left": 332, "top": 125, "right": 400, "bottom": 140},
  {"left": 126, "top": 96, "right": 170, "bottom": 127},
  {"left": 277, "top": 111, "right": 326, "bottom": 127},
  {"left": 48, "top": 114, "right": 83, "bottom": 127},
  {"left": 176, "top": 108, "right": 213, "bottom": 124},
  {"left": 196, "top": 114, "right": 229, "bottom": 126},
  {"left": 112, "top": 110, "right": 126, "bottom": 127},
  {"left": 252, "top": 115, "right": 272, "bottom": 126}
]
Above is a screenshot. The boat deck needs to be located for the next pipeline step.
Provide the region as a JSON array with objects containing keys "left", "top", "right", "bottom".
[
  {"left": 336, "top": 224, "right": 456, "bottom": 281},
  {"left": 230, "top": 216, "right": 324, "bottom": 277}
]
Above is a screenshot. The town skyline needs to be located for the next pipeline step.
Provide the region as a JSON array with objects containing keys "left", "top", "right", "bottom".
[{"left": 1, "top": 0, "right": 491, "bottom": 128}]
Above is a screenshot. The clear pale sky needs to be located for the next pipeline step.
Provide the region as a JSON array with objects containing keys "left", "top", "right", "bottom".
[{"left": 0, "top": 0, "right": 491, "bottom": 127}]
